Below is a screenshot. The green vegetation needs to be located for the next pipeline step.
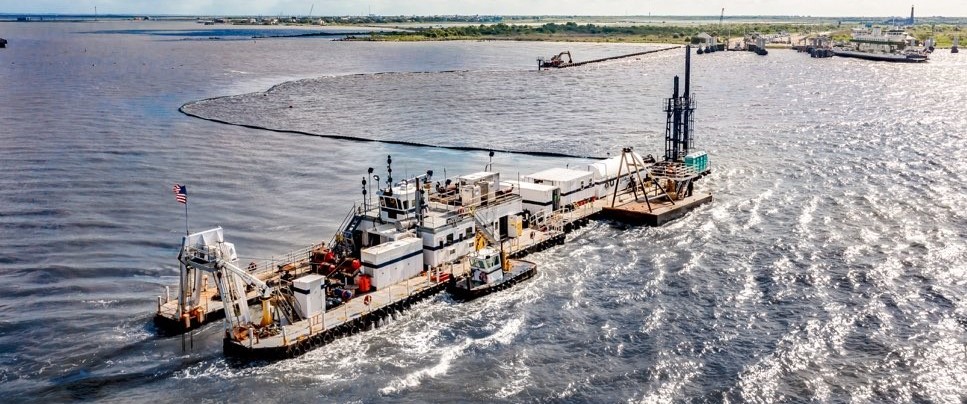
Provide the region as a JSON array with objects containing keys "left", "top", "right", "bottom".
[
  {"left": 362, "top": 22, "right": 842, "bottom": 43},
  {"left": 908, "top": 25, "right": 962, "bottom": 48}
]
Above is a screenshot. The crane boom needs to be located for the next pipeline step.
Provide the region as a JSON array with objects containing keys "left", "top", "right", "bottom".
[
  {"left": 215, "top": 260, "right": 272, "bottom": 299},
  {"left": 178, "top": 227, "right": 275, "bottom": 332}
]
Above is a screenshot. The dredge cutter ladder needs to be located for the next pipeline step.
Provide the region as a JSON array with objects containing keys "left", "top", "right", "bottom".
[{"left": 178, "top": 228, "right": 274, "bottom": 338}]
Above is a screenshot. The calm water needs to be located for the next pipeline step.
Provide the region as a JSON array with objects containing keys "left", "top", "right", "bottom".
[{"left": 2, "top": 21, "right": 967, "bottom": 402}]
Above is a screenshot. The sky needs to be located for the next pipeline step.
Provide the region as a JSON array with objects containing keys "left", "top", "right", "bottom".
[{"left": 0, "top": 1, "right": 963, "bottom": 18}]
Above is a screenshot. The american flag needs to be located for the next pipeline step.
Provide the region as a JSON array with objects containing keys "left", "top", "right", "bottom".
[{"left": 172, "top": 184, "right": 187, "bottom": 204}]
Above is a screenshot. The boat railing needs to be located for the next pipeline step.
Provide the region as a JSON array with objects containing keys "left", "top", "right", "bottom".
[
  {"left": 329, "top": 203, "right": 359, "bottom": 247},
  {"left": 649, "top": 162, "right": 700, "bottom": 181},
  {"left": 299, "top": 269, "right": 445, "bottom": 337},
  {"left": 242, "top": 242, "right": 324, "bottom": 278},
  {"left": 423, "top": 191, "right": 522, "bottom": 227}
]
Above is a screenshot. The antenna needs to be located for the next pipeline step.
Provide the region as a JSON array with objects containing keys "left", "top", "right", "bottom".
[
  {"left": 367, "top": 167, "right": 374, "bottom": 210},
  {"left": 361, "top": 177, "right": 367, "bottom": 210},
  {"left": 386, "top": 155, "right": 393, "bottom": 187},
  {"left": 486, "top": 151, "right": 495, "bottom": 172}
]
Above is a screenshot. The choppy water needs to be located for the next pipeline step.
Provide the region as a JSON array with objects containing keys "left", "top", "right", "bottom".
[{"left": 2, "top": 20, "right": 967, "bottom": 402}]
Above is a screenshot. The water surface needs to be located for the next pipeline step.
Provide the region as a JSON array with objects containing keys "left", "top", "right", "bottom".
[{"left": 1, "top": 20, "right": 966, "bottom": 402}]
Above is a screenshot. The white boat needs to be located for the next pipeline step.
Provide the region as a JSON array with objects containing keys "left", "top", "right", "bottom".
[
  {"left": 447, "top": 246, "right": 538, "bottom": 301},
  {"left": 832, "top": 26, "right": 929, "bottom": 63}
]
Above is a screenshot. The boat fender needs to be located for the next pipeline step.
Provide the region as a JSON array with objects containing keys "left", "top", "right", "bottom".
[{"left": 363, "top": 295, "right": 372, "bottom": 305}]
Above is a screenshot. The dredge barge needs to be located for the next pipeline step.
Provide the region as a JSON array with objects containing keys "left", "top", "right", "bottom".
[{"left": 155, "top": 46, "right": 713, "bottom": 361}]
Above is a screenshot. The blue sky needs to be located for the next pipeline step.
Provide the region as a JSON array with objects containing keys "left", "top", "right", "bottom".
[{"left": 1, "top": 1, "right": 961, "bottom": 17}]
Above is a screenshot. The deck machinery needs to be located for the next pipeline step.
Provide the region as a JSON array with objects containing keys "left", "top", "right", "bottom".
[{"left": 601, "top": 45, "right": 712, "bottom": 225}]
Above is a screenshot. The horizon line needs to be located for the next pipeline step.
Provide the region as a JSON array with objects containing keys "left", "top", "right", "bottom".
[{"left": 1, "top": 13, "right": 964, "bottom": 19}]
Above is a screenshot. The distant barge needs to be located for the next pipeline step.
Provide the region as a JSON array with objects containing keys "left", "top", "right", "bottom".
[{"left": 155, "top": 46, "right": 712, "bottom": 361}]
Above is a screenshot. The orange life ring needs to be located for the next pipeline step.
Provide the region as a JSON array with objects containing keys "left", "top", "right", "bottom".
[{"left": 363, "top": 295, "right": 372, "bottom": 305}]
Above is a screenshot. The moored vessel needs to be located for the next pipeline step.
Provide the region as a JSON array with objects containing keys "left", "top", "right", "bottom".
[
  {"left": 832, "top": 26, "right": 929, "bottom": 63},
  {"left": 447, "top": 247, "right": 539, "bottom": 302}
]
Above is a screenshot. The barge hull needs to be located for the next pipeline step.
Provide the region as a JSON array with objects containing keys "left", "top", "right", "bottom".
[
  {"left": 833, "top": 50, "right": 927, "bottom": 63},
  {"left": 447, "top": 263, "right": 536, "bottom": 302},
  {"left": 600, "top": 193, "right": 712, "bottom": 226},
  {"left": 223, "top": 282, "right": 447, "bottom": 360}
]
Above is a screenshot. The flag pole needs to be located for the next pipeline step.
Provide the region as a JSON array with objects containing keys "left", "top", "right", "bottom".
[{"left": 185, "top": 199, "right": 189, "bottom": 235}]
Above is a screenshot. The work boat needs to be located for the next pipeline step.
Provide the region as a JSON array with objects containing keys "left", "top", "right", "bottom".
[{"left": 447, "top": 246, "right": 537, "bottom": 301}]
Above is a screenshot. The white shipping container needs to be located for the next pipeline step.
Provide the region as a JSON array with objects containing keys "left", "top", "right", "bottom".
[
  {"left": 506, "top": 180, "right": 558, "bottom": 217},
  {"left": 360, "top": 237, "right": 424, "bottom": 289},
  {"left": 525, "top": 167, "right": 593, "bottom": 195},
  {"left": 292, "top": 274, "right": 326, "bottom": 319}
]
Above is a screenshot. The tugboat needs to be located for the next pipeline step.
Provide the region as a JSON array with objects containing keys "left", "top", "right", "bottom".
[{"left": 447, "top": 246, "right": 537, "bottom": 302}]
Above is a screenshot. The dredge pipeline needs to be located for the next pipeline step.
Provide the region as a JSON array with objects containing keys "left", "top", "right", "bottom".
[
  {"left": 540, "top": 46, "right": 681, "bottom": 70},
  {"left": 178, "top": 104, "right": 607, "bottom": 160}
]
